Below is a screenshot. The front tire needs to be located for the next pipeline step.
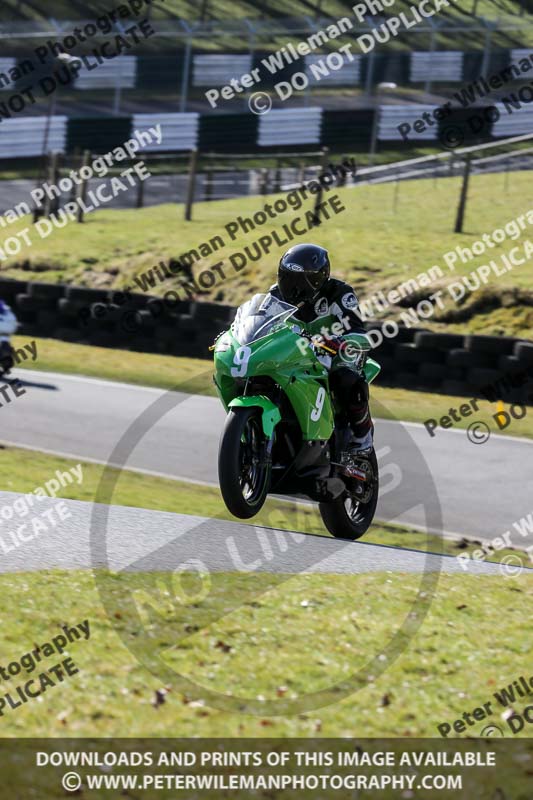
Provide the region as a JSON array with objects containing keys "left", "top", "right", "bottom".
[
  {"left": 0, "top": 342, "right": 13, "bottom": 377},
  {"left": 319, "top": 449, "right": 379, "bottom": 540},
  {"left": 218, "top": 407, "right": 272, "bottom": 519}
]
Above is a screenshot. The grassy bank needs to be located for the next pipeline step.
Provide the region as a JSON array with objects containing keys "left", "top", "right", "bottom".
[
  {"left": 3, "top": 0, "right": 526, "bottom": 31},
  {"left": 2, "top": 170, "right": 533, "bottom": 337},
  {"left": 13, "top": 335, "right": 533, "bottom": 440}
]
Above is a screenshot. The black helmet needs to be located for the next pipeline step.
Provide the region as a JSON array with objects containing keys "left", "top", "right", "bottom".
[{"left": 278, "top": 243, "right": 330, "bottom": 305}]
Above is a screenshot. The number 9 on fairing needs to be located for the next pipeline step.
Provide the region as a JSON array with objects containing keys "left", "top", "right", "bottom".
[
  {"left": 311, "top": 386, "right": 326, "bottom": 421},
  {"left": 231, "top": 346, "right": 252, "bottom": 377}
]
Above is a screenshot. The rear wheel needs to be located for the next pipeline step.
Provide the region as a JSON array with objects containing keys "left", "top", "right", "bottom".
[
  {"left": 319, "top": 449, "right": 379, "bottom": 540},
  {"left": 218, "top": 407, "right": 272, "bottom": 519}
]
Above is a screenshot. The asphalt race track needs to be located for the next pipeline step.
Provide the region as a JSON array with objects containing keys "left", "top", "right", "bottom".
[
  {"left": 4, "top": 368, "right": 533, "bottom": 551},
  {"left": 0, "top": 492, "right": 506, "bottom": 576}
]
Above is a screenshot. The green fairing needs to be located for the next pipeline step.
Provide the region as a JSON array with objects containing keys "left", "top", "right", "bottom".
[
  {"left": 228, "top": 396, "right": 281, "bottom": 439},
  {"left": 213, "top": 299, "right": 380, "bottom": 442},
  {"left": 214, "top": 327, "right": 334, "bottom": 440},
  {"left": 365, "top": 358, "right": 381, "bottom": 384}
]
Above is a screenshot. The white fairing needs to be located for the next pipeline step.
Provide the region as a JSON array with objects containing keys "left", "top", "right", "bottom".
[{"left": 0, "top": 302, "right": 18, "bottom": 337}]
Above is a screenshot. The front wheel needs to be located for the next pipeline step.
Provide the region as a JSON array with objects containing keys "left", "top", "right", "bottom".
[
  {"left": 0, "top": 342, "right": 13, "bottom": 377},
  {"left": 218, "top": 407, "right": 272, "bottom": 519},
  {"left": 319, "top": 449, "right": 379, "bottom": 540}
]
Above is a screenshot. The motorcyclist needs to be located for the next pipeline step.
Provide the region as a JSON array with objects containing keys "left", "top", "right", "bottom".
[
  {"left": 0, "top": 300, "right": 18, "bottom": 375},
  {"left": 269, "top": 243, "right": 373, "bottom": 460}
]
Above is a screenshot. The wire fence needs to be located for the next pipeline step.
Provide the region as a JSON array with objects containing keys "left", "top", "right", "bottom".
[{"left": 3, "top": 131, "right": 528, "bottom": 231}]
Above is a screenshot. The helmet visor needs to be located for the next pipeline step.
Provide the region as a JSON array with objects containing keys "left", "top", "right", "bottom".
[{"left": 278, "top": 266, "right": 324, "bottom": 305}]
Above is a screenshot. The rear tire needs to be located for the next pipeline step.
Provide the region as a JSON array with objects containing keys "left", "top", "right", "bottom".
[
  {"left": 319, "top": 449, "right": 379, "bottom": 540},
  {"left": 218, "top": 407, "right": 272, "bottom": 519}
]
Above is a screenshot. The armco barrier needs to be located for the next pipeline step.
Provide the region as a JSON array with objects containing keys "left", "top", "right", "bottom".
[{"left": 1, "top": 277, "right": 532, "bottom": 403}]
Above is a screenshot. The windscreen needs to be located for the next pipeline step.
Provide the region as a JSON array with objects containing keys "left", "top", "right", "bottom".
[{"left": 232, "top": 293, "right": 298, "bottom": 346}]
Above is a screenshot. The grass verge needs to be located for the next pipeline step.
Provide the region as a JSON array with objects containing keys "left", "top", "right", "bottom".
[
  {"left": 0, "top": 568, "right": 531, "bottom": 738},
  {"left": 14, "top": 335, "right": 533, "bottom": 440}
]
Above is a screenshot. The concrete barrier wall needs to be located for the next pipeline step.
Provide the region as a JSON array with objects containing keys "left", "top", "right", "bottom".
[{"left": 2, "top": 278, "right": 532, "bottom": 403}]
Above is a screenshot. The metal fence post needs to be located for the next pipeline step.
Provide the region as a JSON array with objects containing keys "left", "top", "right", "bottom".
[
  {"left": 113, "top": 66, "right": 122, "bottom": 116},
  {"left": 481, "top": 23, "right": 493, "bottom": 79},
  {"left": 454, "top": 156, "right": 471, "bottom": 234},
  {"left": 44, "top": 152, "right": 60, "bottom": 218},
  {"left": 185, "top": 148, "right": 198, "bottom": 221},
  {"left": 244, "top": 19, "right": 260, "bottom": 112},
  {"left": 77, "top": 150, "right": 91, "bottom": 223},
  {"left": 260, "top": 168, "right": 269, "bottom": 195},
  {"left": 312, "top": 146, "right": 329, "bottom": 226},
  {"left": 369, "top": 103, "right": 380, "bottom": 166},
  {"left": 136, "top": 173, "right": 145, "bottom": 208},
  {"left": 364, "top": 50, "right": 375, "bottom": 98},
  {"left": 204, "top": 168, "right": 213, "bottom": 201},
  {"left": 274, "top": 162, "right": 282, "bottom": 192},
  {"left": 393, "top": 179, "right": 400, "bottom": 213},
  {"left": 180, "top": 24, "right": 193, "bottom": 113},
  {"left": 425, "top": 21, "right": 437, "bottom": 95}
]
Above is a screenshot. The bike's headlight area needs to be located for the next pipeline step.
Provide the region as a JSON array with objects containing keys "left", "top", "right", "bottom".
[{"left": 214, "top": 334, "right": 231, "bottom": 352}]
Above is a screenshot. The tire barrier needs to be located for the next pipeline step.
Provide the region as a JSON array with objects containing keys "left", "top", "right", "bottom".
[
  {"left": 0, "top": 96, "right": 529, "bottom": 164},
  {"left": 2, "top": 276, "right": 532, "bottom": 403}
]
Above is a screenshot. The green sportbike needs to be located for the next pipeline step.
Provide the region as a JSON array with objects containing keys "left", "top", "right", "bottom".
[{"left": 212, "top": 293, "right": 381, "bottom": 539}]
